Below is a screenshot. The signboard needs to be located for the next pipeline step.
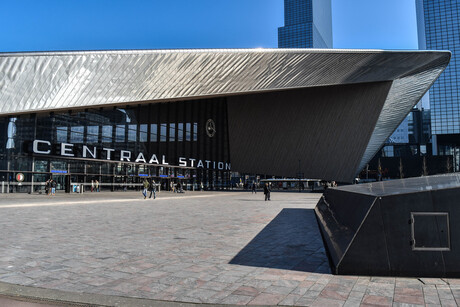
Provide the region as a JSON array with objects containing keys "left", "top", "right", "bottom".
[{"left": 16, "top": 173, "right": 25, "bottom": 182}]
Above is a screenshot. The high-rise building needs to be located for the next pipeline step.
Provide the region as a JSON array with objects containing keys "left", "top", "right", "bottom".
[
  {"left": 416, "top": 0, "right": 460, "bottom": 169},
  {"left": 278, "top": 0, "right": 332, "bottom": 48}
]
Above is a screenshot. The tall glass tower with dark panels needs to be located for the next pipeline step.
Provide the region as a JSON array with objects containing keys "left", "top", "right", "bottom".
[
  {"left": 416, "top": 0, "right": 460, "bottom": 169},
  {"left": 278, "top": 0, "right": 332, "bottom": 48}
]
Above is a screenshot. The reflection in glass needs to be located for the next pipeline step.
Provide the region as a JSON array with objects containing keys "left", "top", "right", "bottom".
[
  {"left": 56, "top": 126, "right": 68, "bottom": 143},
  {"left": 70, "top": 126, "right": 84, "bottom": 143},
  {"left": 193, "top": 122, "right": 198, "bottom": 141},
  {"left": 116, "top": 125, "right": 125, "bottom": 142},
  {"left": 150, "top": 124, "right": 157, "bottom": 142},
  {"left": 139, "top": 124, "right": 147, "bottom": 142},
  {"left": 169, "top": 123, "right": 175, "bottom": 142},
  {"left": 102, "top": 125, "right": 112, "bottom": 143},
  {"left": 160, "top": 124, "right": 167, "bottom": 142},
  {"left": 186, "top": 123, "right": 191, "bottom": 141},
  {"left": 178, "top": 123, "right": 183, "bottom": 141},
  {"left": 87, "top": 126, "right": 99, "bottom": 143},
  {"left": 128, "top": 124, "right": 137, "bottom": 142}
]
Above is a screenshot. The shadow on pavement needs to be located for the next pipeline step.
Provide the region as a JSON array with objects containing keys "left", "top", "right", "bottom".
[{"left": 229, "top": 208, "right": 331, "bottom": 273}]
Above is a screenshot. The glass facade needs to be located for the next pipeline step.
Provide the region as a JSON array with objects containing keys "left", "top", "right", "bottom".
[
  {"left": 0, "top": 97, "right": 231, "bottom": 193},
  {"left": 278, "top": 0, "right": 332, "bottom": 48},
  {"left": 417, "top": 0, "right": 460, "bottom": 170}
]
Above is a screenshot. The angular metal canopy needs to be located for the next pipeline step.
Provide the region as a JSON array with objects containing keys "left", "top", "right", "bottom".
[{"left": 0, "top": 49, "right": 451, "bottom": 180}]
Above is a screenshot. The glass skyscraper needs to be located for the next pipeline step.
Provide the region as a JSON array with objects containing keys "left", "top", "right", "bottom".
[
  {"left": 278, "top": 0, "right": 332, "bottom": 48},
  {"left": 417, "top": 0, "right": 459, "bottom": 169}
]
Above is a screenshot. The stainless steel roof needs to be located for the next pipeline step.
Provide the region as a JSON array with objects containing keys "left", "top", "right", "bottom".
[{"left": 0, "top": 48, "right": 451, "bottom": 177}]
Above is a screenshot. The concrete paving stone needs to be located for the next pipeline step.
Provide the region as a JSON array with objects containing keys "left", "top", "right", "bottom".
[
  {"left": 279, "top": 293, "right": 302, "bottom": 306},
  {"left": 393, "top": 294, "right": 425, "bottom": 305},
  {"left": 420, "top": 278, "right": 449, "bottom": 285},
  {"left": 395, "top": 287, "right": 423, "bottom": 297},
  {"left": 231, "top": 286, "right": 261, "bottom": 297},
  {"left": 247, "top": 292, "right": 285, "bottom": 305},
  {"left": 310, "top": 281, "right": 329, "bottom": 291},
  {"left": 302, "top": 290, "right": 322, "bottom": 299},
  {"left": 424, "top": 294, "right": 441, "bottom": 305},
  {"left": 221, "top": 294, "right": 254, "bottom": 305},
  {"left": 2, "top": 192, "right": 460, "bottom": 306},
  {"left": 348, "top": 290, "right": 366, "bottom": 300},
  {"left": 184, "top": 288, "right": 221, "bottom": 301},
  {"left": 371, "top": 277, "right": 396, "bottom": 284},
  {"left": 439, "top": 299, "right": 458, "bottom": 307},
  {"left": 436, "top": 288, "right": 455, "bottom": 300},
  {"left": 319, "top": 289, "right": 349, "bottom": 301},
  {"left": 270, "top": 279, "right": 301, "bottom": 288},
  {"left": 392, "top": 303, "right": 424, "bottom": 307},
  {"left": 263, "top": 285, "right": 295, "bottom": 295},
  {"left": 362, "top": 294, "right": 393, "bottom": 306},
  {"left": 310, "top": 296, "right": 345, "bottom": 307},
  {"left": 294, "top": 296, "right": 315, "bottom": 306},
  {"left": 343, "top": 298, "right": 363, "bottom": 307},
  {"left": 238, "top": 278, "right": 273, "bottom": 290},
  {"left": 200, "top": 280, "right": 230, "bottom": 291}
]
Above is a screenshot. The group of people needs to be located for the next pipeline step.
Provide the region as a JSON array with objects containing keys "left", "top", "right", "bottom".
[
  {"left": 142, "top": 178, "right": 157, "bottom": 199},
  {"left": 45, "top": 179, "right": 56, "bottom": 196},
  {"left": 90, "top": 180, "right": 100, "bottom": 192}
]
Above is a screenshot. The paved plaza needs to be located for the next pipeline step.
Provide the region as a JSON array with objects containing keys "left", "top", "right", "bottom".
[{"left": 0, "top": 190, "right": 459, "bottom": 306}]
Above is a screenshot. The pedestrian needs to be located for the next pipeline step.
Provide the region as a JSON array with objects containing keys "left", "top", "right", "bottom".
[
  {"left": 177, "top": 181, "right": 182, "bottom": 193},
  {"left": 263, "top": 183, "right": 271, "bottom": 201},
  {"left": 45, "top": 179, "right": 50, "bottom": 195},
  {"left": 148, "top": 178, "right": 156, "bottom": 199},
  {"left": 142, "top": 178, "right": 149, "bottom": 199},
  {"left": 95, "top": 180, "right": 99, "bottom": 192},
  {"left": 51, "top": 179, "right": 56, "bottom": 196},
  {"left": 91, "top": 180, "right": 94, "bottom": 192},
  {"left": 252, "top": 181, "right": 256, "bottom": 194}
]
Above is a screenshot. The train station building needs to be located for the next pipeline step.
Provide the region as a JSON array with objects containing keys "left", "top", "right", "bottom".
[{"left": 0, "top": 49, "right": 450, "bottom": 192}]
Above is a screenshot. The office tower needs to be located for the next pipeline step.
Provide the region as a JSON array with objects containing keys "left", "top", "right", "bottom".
[
  {"left": 417, "top": 0, "right": 460, "bottom": 169},
  {"left": 278, "top": 0, "right": 332, "bottom": 48}
]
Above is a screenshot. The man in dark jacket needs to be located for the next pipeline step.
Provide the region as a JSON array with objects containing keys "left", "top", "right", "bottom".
[{"left": 263, "top": 183, "right": 270, "bottom": 201}]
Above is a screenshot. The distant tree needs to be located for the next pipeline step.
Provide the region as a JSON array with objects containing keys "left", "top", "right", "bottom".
[{"left": 399, "top": 158, "right": 404, "bottom": 179}]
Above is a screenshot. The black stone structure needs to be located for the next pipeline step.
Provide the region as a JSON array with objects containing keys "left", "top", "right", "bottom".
[{"left": 315, "top": 173, "right": 460, "bottom": 277}]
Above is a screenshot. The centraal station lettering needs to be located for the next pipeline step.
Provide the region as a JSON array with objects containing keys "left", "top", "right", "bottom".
[{"left": 32, "top": 140, "right": 231, "bottom": 170}]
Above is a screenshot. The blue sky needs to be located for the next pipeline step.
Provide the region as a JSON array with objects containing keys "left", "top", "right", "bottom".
[{"left": 0, "top": 0, "right": 418, "bottom": 52}]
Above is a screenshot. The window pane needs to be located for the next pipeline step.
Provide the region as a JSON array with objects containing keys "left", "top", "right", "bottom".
[
  {"left": 186, "top": 123, "right": 191, "bottom": 141},
  {"left": 160, "top": 123, "right": 167, "bottom": 142},
  {"left": 70, "top": 126, "right": 84, "bottom": 143},
  {"left": 116, "top": 125, "right": 125, "bottom": 142},
  {"left": 87, "top": 126, "right": 99, "bottom": 143},
  {"left": 56, "top": 126, "right": 67, "bottom": 143},
  {"left": 102, "top": 125, "right": 112, "bottom": 143},
  {"left": 193, "top": 122, "right": 198, "bottom": 141},
  {"left": 150, "top": 124, "right": 157, "bottom": 142},
  {"left": 139, "top": 124, "right": 147, "bottom": 142},
  {"left": 178, "top": 123, "right": 183, "bottom": 142},
  {"left": 128, "top": 124, "right": 137, "bottom": 142},
  {"left": 169, "top": 123, "right": 175, "bottom": 142}
]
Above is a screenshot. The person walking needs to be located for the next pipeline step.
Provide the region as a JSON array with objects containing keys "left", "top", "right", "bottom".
[
  {"left": 148, "top": 178, "right": 156, "bottom": 199},
  {"left": 252, "top": 181, "right": 256, "bottom": 194},
  {"left": 95, "top": 180, "right": 100, "bottom": 192},
  {"left": 142, "top": 178, "right": 149, "bottom": 199},
  {"left": 45, "top": 179, "right": 50, "bottom": 195},
  {"left": 263, "top": 183, "right": 271, "bottom": 201},
  {"left": 51, "top": 179, "right": 56, "bottom": 196},
  {"left": 91, "top": 180, "right": 94, "bottom": 192}
]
